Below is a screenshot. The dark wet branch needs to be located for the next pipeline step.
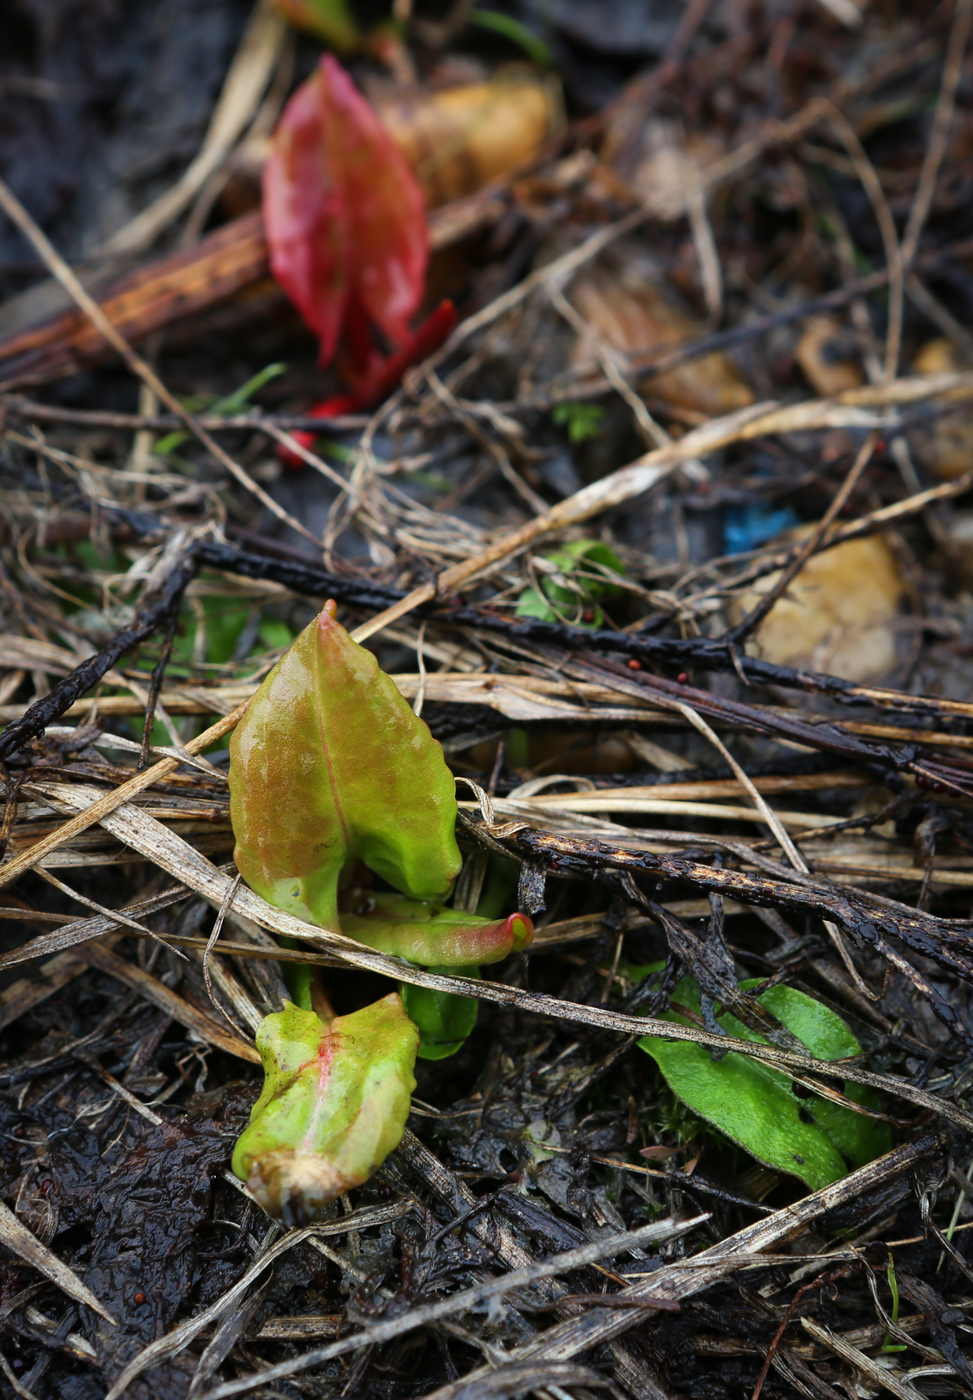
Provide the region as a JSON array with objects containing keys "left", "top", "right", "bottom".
[
  {"left": 190, "top": 535, "right": 969, "bottom": 723},
  {"left": 500, "top": 824, "right": 973, "bottom": 1047},
  {"left": 12, "top": 512, "right": 969, "bottom": 729}
]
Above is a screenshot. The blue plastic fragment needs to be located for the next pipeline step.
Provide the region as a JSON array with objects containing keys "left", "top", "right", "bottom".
[{"left": 723, "top": 504, "right": 801, "bottom": 555}]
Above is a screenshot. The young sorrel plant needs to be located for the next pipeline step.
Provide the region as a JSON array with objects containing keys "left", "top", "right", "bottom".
[
  {"left": 228, "top": 605, "right": 888, "bottom": 1222},
  {"left": 228, "top": 602, "right": 532, "bottom": 1222},
  {"left": 636, "top": 970, "right": 890, "bottom": 1192}
]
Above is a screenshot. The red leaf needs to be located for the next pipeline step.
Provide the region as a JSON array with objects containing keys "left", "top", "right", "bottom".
[
  {"left": 263, "top": 55, "right": 428, "bottom": 367},
  {"left": 341, "top": 297, "right": 458, "bottom": 401},
  {"left": 263, "top": 67, "right": 348, "bottom": 367},
  {"left": 278, "top": 299, "right": 457, "bottom": 469}
]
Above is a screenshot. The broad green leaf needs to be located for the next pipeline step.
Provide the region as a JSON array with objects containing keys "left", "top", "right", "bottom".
[
  {"left": 339, "top": 888, "right": 533, "bottom": 966},
  {"left": 638, "top": 975, "right": 890, "bottom": 1192},
  {"left": 514, "top": 585, "right": 563, "bottom": 623},
  {"left": 550, "top": 539, "right": 625, "bottom": 589},
  {"left": 232, "top": 993, "right": 418, "bottom": 1224},
  {"left": 168, "top": 596, "right": 254, "bottom": 670},
  {"left": 735, "top": 980, "right": 889, "bottom": 1170},
  {"left": 229, "top": 601, "right": 462, "bottom": 930},
  {"left": 402, "top": 969, "right": 480, "bottom": 1059}
]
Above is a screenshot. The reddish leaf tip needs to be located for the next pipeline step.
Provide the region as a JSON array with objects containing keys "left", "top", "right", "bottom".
[
  {"left": 507, "top": 913, "right": 534, "bottom": 951},
  {"left": 264, "top": 53, "right": 428, "bottom": 369}
]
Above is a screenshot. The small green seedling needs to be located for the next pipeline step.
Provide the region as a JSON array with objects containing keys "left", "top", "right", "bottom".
[
  {"left": 154, "top": 363, "right": 286, "bottom": 456},
  {"left": 232, "top": 995, "right": 418, "bottom": 1226},
  {"left": 552, "top": 401, "right": 604, "bottom": 444},
  {"left": 637, "top": 971, "right": 890, "bottom": 1192},
  {"left": 881, "top": 1255, "right": 908, "bottom": 1353},
  {"left": 228, "top": 602, "right": 532, "bottom": 1220},
  {"left": 516, "top": 538, "right": 624, "bottom": 627}
]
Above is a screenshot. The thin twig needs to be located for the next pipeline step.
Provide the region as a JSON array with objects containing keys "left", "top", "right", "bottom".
[{"left": 0, "top": 175, "right": 321, "bottom": 545}]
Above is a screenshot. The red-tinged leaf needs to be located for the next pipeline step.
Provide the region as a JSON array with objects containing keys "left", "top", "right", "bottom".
[
  {"left": 263, "top": 66, "right": 349, "bottom": 367},
  {"left": 340, "top": 290, "right": 381, "bottom": 383},
  {"left": 231, "top": 993, "right": 418, "bottom": 1224},
  {"left": 340, "top": 887, "right": 533, "bottom": 966},
  {"left": 278, "top": 300, "right": 458, "bottom": 470},
  {"left": 229, "top": 601, "right": 462, "bottom": 930},
  {"left": 324, "top": 57, "right": 427, "bottom": 346},
  {"left": 341, "top": 297, "right": 458, "bottom": 400},
  {"left": 263, "top": 55, "right": 428, "bottom": 367}
]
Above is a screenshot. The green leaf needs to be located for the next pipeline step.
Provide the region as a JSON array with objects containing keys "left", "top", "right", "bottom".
[
  {"left": 232, "top": 993, "right": 418, "bottom": 1223},
  {"left": 155, "top": 363, "right": 287, "bottom": 455},
  {"left": 513, "top": 585, "right": 561, "bottom": 622},
  {"left": 270, "top": 0, "right": 360, "bottom": 49},
  {"left": 199, "top": 601, "right": 254, "bottom": 666},
  {"left": 549, "top": 538, "right": 624, "bottom": 585},
  {"left": 516, "top": 538, "right": 625, "bottom": 627},
  {"left": 257, "top": 617, "right": 296, "bottom": 651},
  {"left": 340, "top": 888, "right": 533, "bottom": 966},
  {"left": 167, "top": 596, "right": 253, "bottom": 669},
  {"left": 402, "top": 969, "right": 480, "bottom": 1059},
  {"left": 210, "top": 362, "right": 288, "bottom": 416},
  {"left": 229, "top": 601, "right": 462, "bottom": 930},
  {"left": 468, "top": 9, "right": 553, "bottom": 67},
  {"left": 552, "top": 401, "right": 604, "bottom": 444},
  {"left": 638, "top": 976, "right": 890, "bottom": 1192}
]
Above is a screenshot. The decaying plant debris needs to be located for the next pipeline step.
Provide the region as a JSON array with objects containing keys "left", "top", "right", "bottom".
[{"left": 3, "top": 0, "right": 973, "bottom": 1395}]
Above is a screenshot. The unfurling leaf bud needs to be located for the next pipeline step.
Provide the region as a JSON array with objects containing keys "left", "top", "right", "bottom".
[{"left": 340, "top": 888, "right": 533, "bottom": 965}]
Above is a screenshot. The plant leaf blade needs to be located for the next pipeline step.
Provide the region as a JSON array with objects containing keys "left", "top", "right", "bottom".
[
  {"left": 402, "top": 968, "right": 480, "bottom": 1059},
  {"left": 638, "top": 976, "right": 890, "bottom": 1191},
  {"left": 232, "top": 993, "right": 418, "bottom": 1224},
  {"left": 229, "top": 601, "right": 462, "bottom": 929},
  {"left": 263, "top": 55, "right": 427, "bottom": 367}
]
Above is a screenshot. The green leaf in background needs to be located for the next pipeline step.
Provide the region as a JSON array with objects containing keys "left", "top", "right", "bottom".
[
  {"left": 638, "top": 975, "right": 890, "bottom": 1192},
  {"left": 179, "top": 598, "right": 253, "bottom": 667},
  {"left": 552, "top": 401, "right": 604, "bottom": 443},
  {"left": 257, "top": 617, "right": 296, "bottom": 651},
  {"left": 468, "top": 9, "right": 553, "bottom": 67},
  {"left": 229, "top": 601, "right": 462, "bottom": 931},
  {"left": 270, "top": 0, "right": 360, "bottom": 49},
  {"left": 231, "top": 994, "right": 418, "bottom": 1223},
  {"left": 514, "top": 586, "right": 565, "bottom": 622},
  {"left": 339, "top": 888, "right": 533, "bottom": 966},
  {"left": 402, "top": 969, "right": 480, "bottom": 1060},
  {"left": 154, "top": 363, "right": 286, "bottom": 456},
  {"left": 516, "top": 537, "right": 624, "bottom": 627}
]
